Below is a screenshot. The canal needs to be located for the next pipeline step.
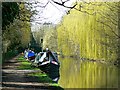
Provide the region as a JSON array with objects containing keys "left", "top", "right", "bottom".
[{"left": 58, "top": 57, "right": 119, "bottom": 88}]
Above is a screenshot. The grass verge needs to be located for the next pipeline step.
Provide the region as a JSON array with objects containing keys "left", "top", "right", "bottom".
[
  {"left": 28, "top": 72, "right": 53, "bottom": 83},
  {"left": 17, "top": 55, "right": 63, "bottom": 90},
  {"left": 17, "top": 55, "right": 39, "bottom": 70}
]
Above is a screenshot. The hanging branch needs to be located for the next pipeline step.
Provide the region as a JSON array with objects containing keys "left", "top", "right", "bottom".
[
  {"left": 51, "top": 0, "right": 97, "bottom": 15},
  {"left": 51, "top": 0, "right": 77, "bottom": 9},
  {"left": 96, "top": 20, "right": 120, "bottom": 39}
]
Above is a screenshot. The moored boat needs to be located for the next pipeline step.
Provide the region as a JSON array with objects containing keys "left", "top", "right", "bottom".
[{"left": 34, "top": 50, "right": 60, "bottom": 83}]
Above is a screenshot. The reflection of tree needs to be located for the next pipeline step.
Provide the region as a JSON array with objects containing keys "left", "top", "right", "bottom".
[{"left": 59, "top": 58, "right": 118, "bottom": 88}]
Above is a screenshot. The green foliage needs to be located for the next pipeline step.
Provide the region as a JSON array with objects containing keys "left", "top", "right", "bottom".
[
  {"left": 33, "top": 25, "right": 58, "bottom": 52},
  {"left": 2, "top": 2, "right": 31, "bottom": 61},
  {"left": 43, "top": 26, "right": 57, "bottom": 51},
  {"left": 2, "top": 18, "right": 31, "bottom": 52},
  {"left": 2, "top": 49, "right": 18, "bottom": 63},
  {"left": 2, "top": 2, "right": 19, "bottom": 30},
  {"left": 19, "top": 2, "right": 32, "bottom": 22},
  {"left": 29, "top": 33, "right": 41, "bottom": 53},
  {"left": 57, "top": 2, "right": 120, "bottom": 61}
]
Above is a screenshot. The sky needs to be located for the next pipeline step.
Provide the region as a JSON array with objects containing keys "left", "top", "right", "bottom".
[{"left": 30, "top": 0, "right": 75, "bottom": 31}]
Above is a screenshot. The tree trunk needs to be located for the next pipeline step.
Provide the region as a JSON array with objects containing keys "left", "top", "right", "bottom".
[{"left": 118, "top": 3, "right": 120, "bottom": 66}]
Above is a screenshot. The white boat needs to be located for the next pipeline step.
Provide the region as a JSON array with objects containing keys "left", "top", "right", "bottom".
[{"left": 34, "top": 51, "right": 60, "bottom": 83}]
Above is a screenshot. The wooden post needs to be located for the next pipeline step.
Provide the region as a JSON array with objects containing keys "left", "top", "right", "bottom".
[{"left": 41, "top": 39, "right": 43, "bottom": 52}]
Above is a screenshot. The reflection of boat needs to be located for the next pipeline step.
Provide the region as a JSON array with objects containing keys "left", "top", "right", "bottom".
[{"left": 34, "top": 51, "right": 60, "bottom": 83}]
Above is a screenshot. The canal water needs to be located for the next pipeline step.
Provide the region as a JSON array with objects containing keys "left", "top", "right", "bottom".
[{"left": 58, "top": 57, "right": 119, "bottom": 88}]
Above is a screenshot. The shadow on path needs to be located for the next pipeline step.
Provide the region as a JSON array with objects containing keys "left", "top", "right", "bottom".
[{"left": 2, "top": 55, "right": 63, "bottom": 90}]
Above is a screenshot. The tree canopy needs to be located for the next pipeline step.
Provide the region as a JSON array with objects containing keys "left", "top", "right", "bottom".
[{"left": 2, "top": 2, "right": 19, "bottom": 30}]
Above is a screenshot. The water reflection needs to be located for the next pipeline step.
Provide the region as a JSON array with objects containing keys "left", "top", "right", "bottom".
[{"left": 58, "top": 57, "right": 118, "bottom": 88}]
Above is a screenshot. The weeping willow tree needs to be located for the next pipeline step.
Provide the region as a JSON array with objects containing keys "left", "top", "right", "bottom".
[{"left": 57, "top": 2, "right": 120, "bottom": 62}]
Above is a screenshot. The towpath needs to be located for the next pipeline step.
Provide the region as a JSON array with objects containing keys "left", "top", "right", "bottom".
[{"left": 2, "top": 55, "right": 62, "bottom": 90}]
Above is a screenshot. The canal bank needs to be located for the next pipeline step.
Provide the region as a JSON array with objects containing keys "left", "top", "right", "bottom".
[{"left": 2, "top": 54, "right": 63, "bottom": 90}]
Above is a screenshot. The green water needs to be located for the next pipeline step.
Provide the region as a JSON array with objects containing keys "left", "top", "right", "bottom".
[{"left": 58, "top": 57, "right": 119, "bottom": 88}]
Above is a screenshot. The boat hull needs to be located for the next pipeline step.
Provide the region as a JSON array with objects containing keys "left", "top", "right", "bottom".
[{"left": 38, "top": 63, "right": 60, "bottom": 83}]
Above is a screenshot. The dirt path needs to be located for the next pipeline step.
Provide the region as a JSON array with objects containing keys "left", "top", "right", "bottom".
[{"left": 2, "top": 55, "right": 62, "bottom": 90}]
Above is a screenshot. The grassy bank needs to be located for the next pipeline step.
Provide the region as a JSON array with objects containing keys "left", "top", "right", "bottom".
[
  {"left": 2, "top": 50, "right": 19, "bottom": 63},
  {"left": 17, "top": 55, "right": 39, "bottom": 70},
  {"left": 17, "top": 55, "right": 63, "bottom": 90}
]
